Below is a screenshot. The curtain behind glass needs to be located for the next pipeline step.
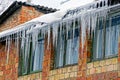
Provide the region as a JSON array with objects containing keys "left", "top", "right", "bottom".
[
  {"left": 33, "top": 40, "right": 44, "bottom": 71},
  {"left": 65, "top": 28, "right": 79, "bottom": 65},
  {"left": 55, "top": 34, "right": 65, "bottom": 68},
  {"left": 105, "top": 26, "right": 119, "bottom": 57}
]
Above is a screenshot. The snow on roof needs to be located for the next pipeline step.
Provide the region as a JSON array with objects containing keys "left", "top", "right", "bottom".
[
  {"left": 27, "top": 10, "right": 67, "bottom": 23},
  {"left": 58, "top": 0, "right": 94, "bottom": 10},
  {"left": 0, "top": 9, "right": 67, "bottom": 38},
  {"left": 0, "top": 0, "right": 15, "bottom": 15},
  {"left": 0, "top": 22, "right": 41, "bottom": 38},
  {"left": 0, "top": 0, "right": 95, "bottom": 38}
]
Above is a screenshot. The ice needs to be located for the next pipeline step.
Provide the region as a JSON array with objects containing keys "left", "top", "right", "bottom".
[
  {"left": 47, "top": 25, "right": 50, "bottom": 49},
  {"left": 6, "top": 37, "right": 11, "bottom": 64},
  {"left": 52, "top": 23, "right": 59, "bottom": 46},
  {"left": 0, "top": 0, "right": 120, "bottom": 61},
  {"left": 32, "top": 29, "right": 39, "bottom": 53},
  {"left": 0, "top": 0, "right": 15, "bottom": 15},
  {"left": 58, "top": 0, "right": 94, "bottom": 10}
]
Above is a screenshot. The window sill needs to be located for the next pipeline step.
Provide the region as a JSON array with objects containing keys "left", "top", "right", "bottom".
[
  {"left": 53, "top": 63, "right": 78, "bottom": 70},
  {"left": 18, "top": 70, "right": 42, "bottom": 77},
  {"left": 18, "top": 73, "right": 28, "bottom": 77},
  {"left": 88, "top": 55, "right": 118, "bottom": 63},
  {"left": 30, "top": 70, "right": 42, "bottom": 74}
]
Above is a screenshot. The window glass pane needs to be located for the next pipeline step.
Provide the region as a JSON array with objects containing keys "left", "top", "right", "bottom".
[
  {"left": 55, "top": 34, "right": 65, "bottom": 68},
  {"left": 18, "top": 36, "right": 31, "bottom": 75},
  {"left": 65, "top": 28, "right": 79, "bottom": 65},
  {"left": 73, "top": 37, "right": 79, "bottom": 63},
  {"left": 93, "top": 19, "right": 104, "bottom": 60},
  {"left": 96, "top": 29, "right": 104, "bottom": 59},
  {"left": 94, "top": 15, "right": 120, "bottom": 60},
  {"left": 66, "top": 39, "right": 72, "bottom": 65},
  {"left": 105, "top": 17, "right": 119, "bottom": 57},
  {"left": 32, "top": 40, "right": 44, "bottom": 71}
]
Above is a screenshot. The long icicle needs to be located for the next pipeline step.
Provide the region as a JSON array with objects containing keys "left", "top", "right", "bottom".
[{"left": 6, "top": 36, "right": 10, "bottom": 64}]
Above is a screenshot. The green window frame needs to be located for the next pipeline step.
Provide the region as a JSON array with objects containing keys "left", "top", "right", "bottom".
[
  {"left": 18, "top": 32, "right": 44, "bottom": 76},
  {"left": 92, "top": 13, "right": 119, "bottom": 61},
  {"left": 54, "top": 21, "right": 80, "bottom": 69}
]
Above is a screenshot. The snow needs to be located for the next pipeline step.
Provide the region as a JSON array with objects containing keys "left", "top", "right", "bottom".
[
  {"left": 0, "top": 9, "right": 67, "bottom": 38},
  {"left": 30, "top": 0, "right": 94, "bottom": 9},
  {"left": 17, "top": 0, "right": 27, "bottom": 2},
  {"left": 0, "top": 22, "right": 40, "bottom": 38},
  {"left": 58, "top": 0, "right": 94, "bottom": 10},
  {"left": 27, "top": 10, "right": 67, "bottom": 23},
  {"left": 0, "top": 9, "right": 67, "bottom": 39},
  {"left": 0, "top": 0, "right": 111, "bottom": 39},
  {"left": 0, "top": 0, "right": 116, "bottom": 39},
  {"left": 0, "top": 0, "right": 119, "bottom": 58},
  {"left": 0, "top": 0, "right": 15, "bottom": 15},
  {"left": 31, "top": 0, "right": 65, "bottom": 9}
]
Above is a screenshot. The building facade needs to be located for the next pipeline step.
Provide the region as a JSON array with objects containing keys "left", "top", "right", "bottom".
[
  {"left": 17, "top": 0, "right": 120, "bottom": 80},
  {"left": 0, "top": 1, "right": 56, "bottom": 80},
  {"left": 0, "top": 0, "right": 120, "bottom": 80}
]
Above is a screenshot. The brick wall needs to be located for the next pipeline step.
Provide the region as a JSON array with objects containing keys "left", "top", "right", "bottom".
[
  {"left": 0, "top": 41, "right": 18, "bottom": 80},
  {"left": 0, "top": 6, "right": 44, "bottom": 32},
  {"left": 19, "top": 6, "right": 44, "bottom": 24},
  {"left": 17, "top": 30, "right": 120, "bottom": 80},
  {"left": 0, "top": 5, "right": 120, "bottom": 80},
  {"left": 0, "top": 6, "right": 44, "bottom": 80},
  {"left": 18, "top": 72, "right": 42, "bottom": 80},
  {"left": 49, "top": 66, "right": 78, "bottom": 80}
]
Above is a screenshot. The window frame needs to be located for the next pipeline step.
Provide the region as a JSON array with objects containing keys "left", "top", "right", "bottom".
[
  {"left": 30, "top": 34, "right": 44, "bottom": 73},
  {"left": 18, "top": 32, "right": 45, "bottom": 76},
  {"left": 54, "top": 21, "right": 80, "bottom": 69},
  {"left": 92, "top": 12, "right": 120, "bottom": 61}
]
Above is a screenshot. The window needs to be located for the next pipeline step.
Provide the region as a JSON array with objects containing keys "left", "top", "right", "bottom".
[
  {"left": 65, "top": 29, "right": 79, "bottom": 65},
  {"left": 18, "top": 32, "right": 44, "bottom": 76},
  {"left": 18, "top": 35, "right": 31, "bottom": 75},
  {"left": 93, "top": 14, "right": 120, "bottom": 60},
  {"left": 55, "top": 25, "right": 79, "bottom": 68},
  {"left": 31, "top": 39, "right": 44, "bottom": 72},
  {"left": 93, "top": 19, "right": 104, "bottom": 59},
  {"left": 55, "top": 28, "right": 65, "bottom": 68}
]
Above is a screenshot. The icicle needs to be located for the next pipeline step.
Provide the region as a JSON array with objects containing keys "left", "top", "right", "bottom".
[
  {"left": 15, "top": 34, "right": 17, "bottom": 52},
  {"left": 40, "top": 27, "right": 45, "bottom": 40},
  {"left": 71, "top": 19, "right": 76, "bottom": 55},
  {"left": 67, "top": 20, "right": 72, "bottom": 40},
  {"left": 105, "top": 0, "right": 108, "bottom": 7},
  {"left": 66, "top": 21, "right": 69, "bottom": 40},
  {"left": 21, "top": 30, "right": 25, "bottom": 54},
  {"left": 91, "top": 12, "right": 97, "bottom": 33},
  {"left": 87, "top": 13, "right": 91, "bottom": 37},
  {"left": 52, "top": 23, "right": 59, "bottom": 47},
  {"left": 16, "top": 34, "right": 19, "bottom": 55},
  {"left": 32, "top": 29, "right": 38, "bottom": 54},
  {"left": 109, "top": 17, "right": 112, "bottom": 56},
  {"left": 24, "top": 34, "right": 31, "bottom": 73},
  {"left": 60, "top": 22, "right": 62, "bottom": 51},
  {"left": 80, "top": 12, "right": 88, "bottom": 50},
  {"left": 73, "top": 19, "right": 76, "bottom": 42},
  {"left": 47, "top": 25, "right": 50, "bottom": 49},
  {"left": 6, "top": 36, "right": 10, "bottom": 64},
  {"left": 5, "top": 37, "right": 8, "bottom": 53}
]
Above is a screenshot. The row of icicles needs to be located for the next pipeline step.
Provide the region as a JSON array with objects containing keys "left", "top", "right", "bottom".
[{"left": 0, "top": 0, "right": 114, "bottom": 65}]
